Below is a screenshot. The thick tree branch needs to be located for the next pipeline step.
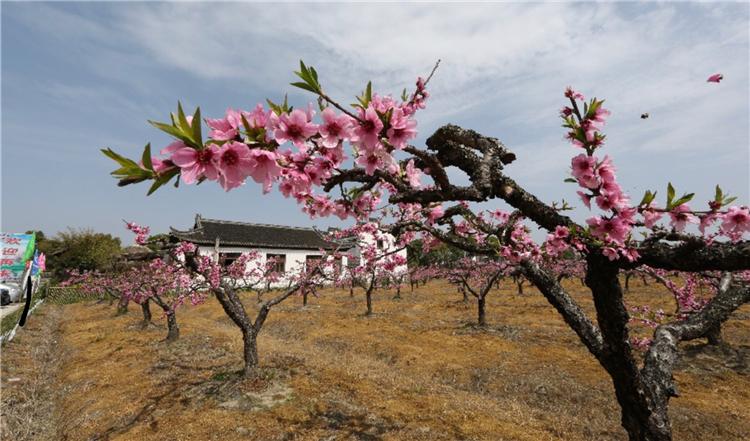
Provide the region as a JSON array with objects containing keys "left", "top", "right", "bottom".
[
  {"left": 641, "top": 275, "right": 750, "bottom": 399},
  {"left": 254, "top": 283, "right": 300, "bottom": 333},
  {"left": 521, "top": 260, "right": 604, "bottom": 358},
  {"left": 635, "top": 240, "right": 750, "bottom": 272}
]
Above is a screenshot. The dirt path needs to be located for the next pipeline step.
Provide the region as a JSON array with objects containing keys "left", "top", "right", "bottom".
[
  {"left": 2, "top": 280, "right": 749, "bottom": 440},
  {"left": 0, "top": 304, "right": 23, "bottom": 320},
  {"left": 1, "top": 304, "right": 66, "bottom": 441}
]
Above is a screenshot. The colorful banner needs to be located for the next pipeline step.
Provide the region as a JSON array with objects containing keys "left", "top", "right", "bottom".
[
  {"left": 1, "top": 233, "right": 36, "bottom": 280},
  {"left": 31, "top": 250, "right": 46, "bottom": 275}
]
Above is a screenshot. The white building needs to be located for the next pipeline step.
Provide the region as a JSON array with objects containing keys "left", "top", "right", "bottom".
[{"left": 169, "top": 214, "right": 408, "bottom": 286}]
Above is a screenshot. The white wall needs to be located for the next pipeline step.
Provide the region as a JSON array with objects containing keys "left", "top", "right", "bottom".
[
  {"left": 354, "top": 231, "right": 409, "bottom": 276},
  {"left": 196, "top": 245, "right": 348, "bottom": 288}
]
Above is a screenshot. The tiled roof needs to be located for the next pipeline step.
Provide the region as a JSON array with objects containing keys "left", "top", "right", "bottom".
[{"left": 169, "top": 215, "right": 349, "bottom": 251}]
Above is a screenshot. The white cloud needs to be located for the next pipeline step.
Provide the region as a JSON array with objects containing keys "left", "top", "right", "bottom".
[
  {"left": 2, "top": 1, "right": 747, "bottom": 239},
  {"left": 109, "top": 1, "right": 747, "bottom": 198}
]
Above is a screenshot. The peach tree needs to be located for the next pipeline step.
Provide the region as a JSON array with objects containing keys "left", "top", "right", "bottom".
[{"left": 103, "top": 61, "right": 750, "bottom": 440}]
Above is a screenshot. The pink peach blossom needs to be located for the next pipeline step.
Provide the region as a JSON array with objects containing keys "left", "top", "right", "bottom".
[
  {"left": 404, "top": 159, "right": 422, "bottom": 189},
  {"left": 247, "top": 149, "right": 282, "bottom": 193},
  {"left": 719, "top": 206, "right": 750, "bottom": 242},
  {"left": 274, "top": 109, "right": 318, "bottom": 148},
  {"left": 642, "top": 209, "right": 663, "bottom": 229},
  {"left": 171, "top": 145, "right": 220, "bottom": 184},
  {"left": 668, "top": 204, "right": 699, "bottom": 232},
  {"left": 353, "top": 106, "right": 384, "bottom": 149},
  {"left": 386, "top": 107, "right": 417, "bottom": 149},
  {"left": 215, "top": 142, "right": 255, "bottom": 191},
  {"left": 206, "top": 108, "right": 242, "bottom": 141},
  {"left": 318, "top": 108, "right": 353, "bottom": 149}
]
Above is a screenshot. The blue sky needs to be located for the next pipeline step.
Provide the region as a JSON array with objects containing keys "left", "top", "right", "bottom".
[{"left": 2, "top": 2, "right": 748, "bottom": 244}]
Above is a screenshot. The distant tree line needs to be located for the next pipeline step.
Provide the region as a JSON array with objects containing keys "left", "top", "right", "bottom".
[{"left": 26, "top": 228, "right": 122, "bottom": 282}]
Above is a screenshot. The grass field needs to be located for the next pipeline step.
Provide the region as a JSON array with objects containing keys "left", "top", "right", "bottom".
[{"left": 2, "top": 279, "right": 749, "bottom": 440}]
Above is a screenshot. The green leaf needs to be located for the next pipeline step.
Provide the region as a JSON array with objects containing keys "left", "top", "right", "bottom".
[
  {"left": 587, "top": 99, "right": 603, "bottom": 118},
  {"left": 241, "top": 114, "right": 253, "bottom": 133},
  {"left": 117, "top": 176, "right": 150, "bottom": 187},
  {"left": 148, "top": 120, "right": 191, "bottom": 143},
  {"left": 666, "top": 182, "right": 675, "bottom": 207},
  {"left": 564, "top": 178, "right": 577, "bottom": 183},
  {"left": 298, "top": 60, "right": 309, "bottom": 80},
  {"left": 401, "top": 88, "right": 409, "bottom": 102},
  {"left": 638, "top": 190, "right": 656, "bottom": 207},
  {"left": 293, "top": 60, "right": 320, "bottom": 94},
  {"left": 101, "top": 148, "right": 140, "bottom": 170},
  {"left": 141, "top": 143, "right": 153, "bottom": 172},
  {"left": 724, "top": 196, "right": 737, "bottom": 205},
  {"left": 147, "top": 167, "right": 180, "bottom": 196},
  {"left": 714, "top": 185, "right": 723, "bottom": 202},
  {"left": 176, "top": 102, "right": 191, "bottom": 133},
  {"left": 266, "top": 98, "right": 283, "bottom": 115},
  {"left": 356, "top": 81, "right": 373, "bottom": 108},
  {"left": 672, "top": 193, "right": 695, "bottom": 208},
  {"left": 191, "top": 107, "right": 202, "bottom": 146},
  {"left": 290, "top": 81, "right": 319, "bottom": 93}
]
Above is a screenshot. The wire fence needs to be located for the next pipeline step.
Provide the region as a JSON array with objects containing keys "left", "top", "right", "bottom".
[{"left": 45, "top": 286, "right": 100, "bottom": 304}]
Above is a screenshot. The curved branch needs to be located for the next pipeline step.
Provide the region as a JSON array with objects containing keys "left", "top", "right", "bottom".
[
  {"left": 521, "top": 260, "right": 604, "bottom": 358},
  {"left": 641, "top": 275, "right": 750, "bottom": 399},
  {"left": 635, "top": 240, "right": 750, "bottom": 272}
]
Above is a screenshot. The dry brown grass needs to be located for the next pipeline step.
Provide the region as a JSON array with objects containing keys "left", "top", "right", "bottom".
[
  {"left": 1, "top": 305, "right": 66, "bottom": 441},
  {"left": 1, "top": 278, "right": 749, "bottom": 440}
]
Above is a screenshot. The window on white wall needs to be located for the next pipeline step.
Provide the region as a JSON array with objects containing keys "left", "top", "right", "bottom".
[
  {"left": 219, "top": 252, "right": 242, "bottom": 267},
  {"left": 267, "top": 254, "right": 286, "bottom": 273}
]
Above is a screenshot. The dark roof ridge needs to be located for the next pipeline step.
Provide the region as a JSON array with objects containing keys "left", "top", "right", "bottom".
[
  {"left": 169, "top": 225, "right": 205, "bottom": 234},
  {"left": 168, "top": 215, "right": 351, "bottom": 250},
  {"left": 199, "top": 217, "right": 320, "bottom": 232}
]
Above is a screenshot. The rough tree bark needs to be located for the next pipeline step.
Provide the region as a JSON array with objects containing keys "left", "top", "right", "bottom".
[
  {"left": 165, "top": 312, "right": 180, "bottom": 341},
  {"left": 477, "top": 295, "right": 487, "bottom": 327},
  {"left": 211, "top": 285, "right": 259, "bottom": 376},
  {"left": 151, "top": 295, "right": 179, "bottom": 342},
  {"left": 705, "top": 323, "right": 723, "bottom": 345},
  {"left": 584, "top": 254, "right": 669, "bottom": 441},
  {"left": 210, "top": 282, "right": 300, "bottom": 377},
  {"left": 116, "top": 296, "right": 129, "bottom": 315},
  {"left": 365, "top": 286, "right": 374, "bottom": 316},
  {"left": 140, "top": 300, "right": 152, "bottom": 328}
]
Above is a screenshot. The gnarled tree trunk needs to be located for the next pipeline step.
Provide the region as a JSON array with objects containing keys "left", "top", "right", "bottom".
[
  {"left": 116, "top": 296, "right": 129, "bottom": 315},
  {"left": 585, "top": 255, "right": 671, "bottom": 441},
  {"left": 242, "top": 329, "right": 259, "bottom": 377},
  {"left": 140, "top": 300, "right": 152, "bottom": 328},
  {"left": 477, "top": 295, "right": 486, "bottom": 327},
  {"left": 365, "top": 288, "right": 373, "bottom": 316},
  {"left": 212, "top": 286, "right": 258, "bottom": 375},
  {"left": 165, "top": 311, "right": 180, "bottom": 341}
]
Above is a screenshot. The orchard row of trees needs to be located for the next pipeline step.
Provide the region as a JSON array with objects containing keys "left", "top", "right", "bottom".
[{"left": 99, "top": 61, "right": 750, "bottom": 441}]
